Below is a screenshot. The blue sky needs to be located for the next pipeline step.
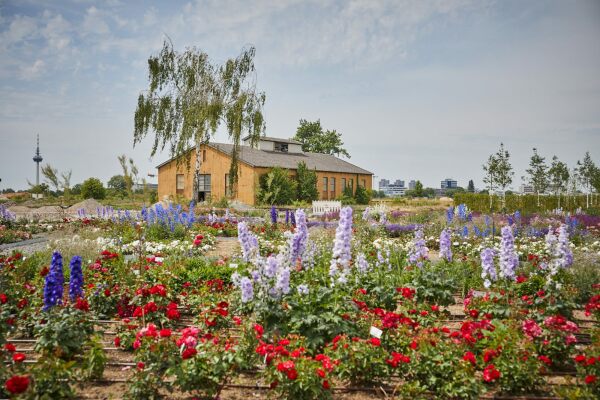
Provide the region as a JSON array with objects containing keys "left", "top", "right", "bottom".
[{"left": 1, "top": 0, "right": 599, "bottom": 191}]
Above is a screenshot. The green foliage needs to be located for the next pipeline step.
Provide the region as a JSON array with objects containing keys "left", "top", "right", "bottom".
[
  {"left": 183, "top": 258, "right": 232, "bottom": 284},
  {"left": 80, "top": 336, "right": 107, "bottom": 380},
  {"left": 133, "top": 40, "right": 265, "bottom": 199},
  {"left": 80, "top": 177, "right": 106, "bottom": 200},
  {"left": 257, "top": 167, "right": 297, "bottom": 205},
  {"left": 354, "top": 185, "right": 370, "bottom": 205},
  {"left": 29, "top": 356, "right": 77, "bottom": 399},
  {"left": 34, "top": 308, "right": 94, "bottom": 359},
  {"left": 296, "top": 162, "right": 318, "bottom": 202},
  {"left": 107, "top": 174, "right": 127, "bottom": 193},
  {"left": 411, "top": 266, "right": 455, "bottom": 306},
  {"left": 293, "top": 119, "right": 350, "bottom": 158},
  {"left": 454, "top": 192, "right": 595, "bottom": 213},
  {"left": 524, "top": 147, "right": 549, "bottom": 196},
  {"left": 467, "top": 179, "right": 475, "bottom": 192}
]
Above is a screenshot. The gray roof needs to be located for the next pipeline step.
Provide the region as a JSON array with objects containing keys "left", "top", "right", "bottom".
[
  {"left": 243, "top": 135, "right": 302, "bottom": 145},
  {"left": 156, "top": 142, "right": 372, "bottom": 175}
]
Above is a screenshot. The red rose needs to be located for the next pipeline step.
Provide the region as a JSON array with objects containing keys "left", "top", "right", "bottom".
[
  {"left": 254, "top": 324, "right": 264, "bottom": 338},
  {"left": 538, "top": 355, "right": 552, "bottom": 366},
  {"left": 483, "top": 365, "right": 501, "bottom": 382},
  {"left": 182, "top": 348, "right": 197, "bottom": 359},
  {"left": 159, "top": 329, "right": 172, "bottom": 337},
  {"left": 5, "top": 375, "right": 29, "bottom": 394},
  {"left": 463, "top": 351, "right": 476, "bottom": 365},
  {"left": 322, "top": 380, "right": 330, "bottom": 389},
  {"left": 575, "top": 354, "right": 586, "bottom": 363},
  {"left": 585, "top": 375, "right": 596, "bottom": 384},
  {"left": 40, "top": 266, "right": 49, "bottom": 277},
  {"left": 4, "top": 343, "right": 16, "bottom": 352},
  {"left": 137, "top": 362, "right": 145, "bottom": 370},
  {"left": 114, "top": 337, "right": 121, "bottom": 347},
  {"left": 0, "top": 293, "right": 7, "bottom": 304},
  {"left": 12, "top": 353, "right": 26, "bottom": 363},
  {"left": 369, "top": 337, "right": 381, "bottom": 346},
  {"left": 286, "top": 369, "right": 298, "bottom": 380}
]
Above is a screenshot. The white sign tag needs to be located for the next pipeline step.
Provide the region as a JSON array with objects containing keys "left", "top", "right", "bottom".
[{"left": 370, "top": 326, "right": 383, "bottom": 339}]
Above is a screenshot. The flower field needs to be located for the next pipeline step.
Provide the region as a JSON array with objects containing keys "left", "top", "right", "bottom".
[{"left": 1, "top": 203, "right": 600, "bottom": 399}]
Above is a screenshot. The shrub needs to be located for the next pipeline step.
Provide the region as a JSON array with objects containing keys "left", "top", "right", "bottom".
[
  {"left": 257, "top": 167, "right": 298, "bottom": 205},
  {"left": 354, "top": 185, "right": 370, "bottom": 205},
  {"left": 296, "top": 162, "right": 318, "bottom": 202},
  {"left": 80, "top": 178, "right": 106, "bottom": 200}
]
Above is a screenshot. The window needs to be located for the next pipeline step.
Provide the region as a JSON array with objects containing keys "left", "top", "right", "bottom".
[
  {"left": 349, "top": 179, "right": 354, "bottom": 189},
  {"left": 197, "top": 174, "right": 211, "bottom": 201},
  {"left": 361, "top": 179, "right": 366, "bottom": 188},
  {"left": 274, "top": 142, "right": 288, "bottom": 152},
  {"left": 176, "top": 174, "right": 185, "bottom": 191},
  {"left": 330, "top": 177, "right": 336, "bottom": 192},
  {"left": 341, "top": 178, "right": 346, "bottom": 190},
  {"left": 202, "top": 150, "right": 206, "bottom": 162},
  {"left": 225, "top": 174, "right": 231, "bottom": 197},
  {"left": 323, "top": 177, "right": 328, "bottom": 191}
]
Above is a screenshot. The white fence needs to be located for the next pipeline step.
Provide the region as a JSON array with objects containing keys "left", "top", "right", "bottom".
[{"left": 311, "top": 200, "right": 341, "bottom": 216}]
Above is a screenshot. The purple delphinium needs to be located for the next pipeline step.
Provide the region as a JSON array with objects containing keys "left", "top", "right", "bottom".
[
  {"left": 68, "top": 256, "right": 84, "bottom": 301},
  {"left": 362, "top": 207, "right": 371, "bottom": 221},
  {"left": 285, "top": 210, "right": 290, "bottom": 225},
  {"left": 43, "top": 251, "right": 64, "bottom": 311},
  {"left": 276, "top": 267, "right": 291, "bottom": 295},
  {"left": 240, "top": 277, "right": 254, "bottom": 303},
  {"left": 290, "top": 211, "right": 296, "bottom": 226},
  {"left": 439, "top": 229, "right": 452, "bottom": 262},
  {"left": 237, "top": 221, "right": 259, "bottom": 262},
  {"left": 289, "top": 209, "right": 308, "bottom": 264},
  {"left": 270, "top": 206, "right": 277, "bottom": 225},
  {"left": 408, "top": 227, "right": 429, "bottom": 268},
  {"left": 499, "top": 225, "right": 519, "bottom": 280},
  {"left": 264, "top": 255, "right": 279, "bottom": 278},
  {"left": 480, "top": 248, "right": 496, "bottom": 288},
  {"left": 329, "top": 206, "right": 354, "bottom": 280}
]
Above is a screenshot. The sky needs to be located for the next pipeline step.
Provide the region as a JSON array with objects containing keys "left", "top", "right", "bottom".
[{"left": 0, "top": 0, "right": 599, "bottom": 192}]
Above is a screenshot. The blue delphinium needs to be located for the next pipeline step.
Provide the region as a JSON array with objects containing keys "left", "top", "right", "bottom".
[
  {"left": 480, "top": 248, "right": 496, "bottom": 288},
  {"left": 68, "top": 256, "right": 84, "bottom": 301},
  {"left": 439, "top": 229, "right": 452, "bottom": 262},
  {"left": 264, "top": 255, "right": 279, "bottom": 278},
  {"left": 557, "top": 224, "right": 573, "bottom": 268},
  {"left": 270, "top": 206, "right": 277, "bottom": 225},
  {"left": 285, "top": 210, "right": 290, "bottom": 225},
  {"left": 297, "top": 284, "right": 309, "bottom": 295},
  {"left": 461, "top": 226, "right": 469, "bottom": 237},
  {"left": 43, "top": 251, "right": 64, "bottom": 311},
  {"left": 499, "top": 225, "right": 518, "bottom": 280},
  {"left": 446, "top": 206, "right": 454, "bottom": 224},
  {"left": 457, "top": 204, "right": 468, "bottom": 221},
  {"left": 290, "top": 211, "right": 296, "bottom": 226},
  {"left": 240, "top": 277, "right": 254, "bottom": 303},
  {"left": 356, "top": 253, "right": 370, "bottom": 274},
  {"left": 275, "top": 267, "right": 291, "bottom": 295}
]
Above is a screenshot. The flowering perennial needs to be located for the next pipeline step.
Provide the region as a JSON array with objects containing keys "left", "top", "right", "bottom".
[
  {"left": 329, "top": 206, "right": 353, "bottom": 283},
  {"left": 408, "top": 226, "right": 429, "bottom": 268},
  {"left": 238, "top": 221, "right": 259, "bottom": 262},
  {"left": 68, "top": 255, "right": 84, "bottom": 301},
  {"left": 499, "top": 226, "right": 518, "bottom": 280},
  {"left": 439, "top": 228, "right": 452, "bottom": 262},
  {"left": 480, "top": 248, "right": 496, "bottom": 288},
  {"left": 43, "top": 251, "right": 64, "bottom": 311}
]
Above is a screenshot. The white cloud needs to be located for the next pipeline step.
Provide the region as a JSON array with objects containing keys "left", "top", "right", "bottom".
[
  {"left": 42, "top": 11, "right": 71, "bottom": 50},
  {"left": 81, "top": 6, "right": 109, "bottom": 36},
  {"left": 19, "top": 59, "right": 44, "bottom": 80}
]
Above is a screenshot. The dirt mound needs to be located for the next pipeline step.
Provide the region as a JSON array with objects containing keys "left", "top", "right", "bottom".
[
  {"left": 67, "top": 199, "right": 104, "bottom": 214},
  {"left": 33, "top": 206, "right": 62, "bottom": 213},
  {"left": 7, "top": 205, "right": 31, "bottom": 213}
]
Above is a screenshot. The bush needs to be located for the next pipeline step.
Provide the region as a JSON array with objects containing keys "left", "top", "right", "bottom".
[
  {"left": 454, "top": 192, "right": 594, "bottom": 214},
  {"left": 296, "top": 162, "right": 318, "bottom": 202},
  {"left": 80, "top": 178, "right": 106, "bottom": 200},
  {"left": 257, "top": 167, "right": 297, "bottom": 205},
  {"left": 354, "top": 185, "right": 371, "bottom": 205}
]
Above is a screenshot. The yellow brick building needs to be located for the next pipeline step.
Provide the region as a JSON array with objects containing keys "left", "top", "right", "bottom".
[{"left": 156, "top": 136, "right": 372, "bottom": 205}]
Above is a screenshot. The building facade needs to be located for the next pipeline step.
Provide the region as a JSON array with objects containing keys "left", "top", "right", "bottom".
[
  {"left": 441, "top": 178, "right": 458, "bottom": 190},
  {"left": 379, "top": 178, "right": 406, "bottom": 197},
  {"left": 156, "top": 137, "right": 373, "bottom": 205}
]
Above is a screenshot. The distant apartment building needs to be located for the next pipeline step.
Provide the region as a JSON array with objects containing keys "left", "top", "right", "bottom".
[
  {"left": 408, "top": 180, "right": 416, "bottom": 190},
  {"left": 519, "top": 184, "right": 535, "bottom": 195},
  {"left": 441, "top": 178, "right": 458, "bottom": 190},
  {"left": 379, "top": 178, "right": 406, "bottom": 197}
]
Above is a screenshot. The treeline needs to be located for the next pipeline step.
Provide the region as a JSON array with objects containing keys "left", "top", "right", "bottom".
[{"left": 454, "top": 193, "right": 599, "bottom": 214}]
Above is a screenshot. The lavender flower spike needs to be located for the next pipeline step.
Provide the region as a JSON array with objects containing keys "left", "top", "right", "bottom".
[
  {"left": 237, "top": 221, "right": 259, "bottom": 262},
  {"left": 499, "top": 225, "right": 518, "bottom": 280},
  {"left": 289, "top": 209, "right": 308, "bottom": 264},
  {"left": 557, "top": 224, "right": 573, "bottom": 268},
  {"left": 240, "top": 277, "right": 254, "bottom": 303},
  {"left": 270, "top": 206, "right": 277, "bottom": 225},
  {"left": 329, "top": 206, "right": 353, "bottom": 280},
  {"left": 439, "top": 228, "right": 452, "bottom": 262},
  {"left": 68, "top": 255, "right": 84, "bottom": 301},
  {"left": 480, "top": 247, "right": 496, "bottom": 288},
  {"left": 408, "top": 226, "right": 429, "bottom": 268}
]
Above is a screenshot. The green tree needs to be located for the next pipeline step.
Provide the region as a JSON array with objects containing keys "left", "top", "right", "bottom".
[
  {"left": 524, "top": 148, "right": 548, "bottom": 207},
  {"left": 354, "top": 185, "right": 370, "bottom": 205},
  {"left": 296, "top": 162, "right": 318, "bottom": 202},
  {"left": 61, "top": 170, "right": 72, "bottom": 200},
  {"left": 548, "top": 156, "right": 570, "bottom": 209},
  {"left": 293, "top": 119, "right": 350, "bottom": 158},
  {"left": 257, "top": 167, "right": 297, "bottom": 205},
  {"left": 483, "top": 143, "right": 513, "bottom": 210},
  {"left": 81, "top": 178, "right": 106, "bottom": 200},
  {"left": 117, "top": 155, "right": 138, "bottom": 197},
  {"left": 414, "top": 180, "right": 424, "bottom": 197},
  {"left": 134, "top": 40, "right": 265, "bottom": 202},
  {"left": 576, "top": 152, "right": 597, "bottom": 208},
  {"left": 41, "top": 164, "right": 60, "bottom": 193},
  {"left": 107, "top": 175, "right": 127, "bottom": 192},
  {"left": 71, "top": 183, "right": 82, "bottom": 196},
  {"left": 467, "top": 180, "right": 475, "bottom": 193}
]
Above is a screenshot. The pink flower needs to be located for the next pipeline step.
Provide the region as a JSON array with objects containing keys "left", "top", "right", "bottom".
[{"left": 522, "top": 319, "right": 542, "bottom": 338}]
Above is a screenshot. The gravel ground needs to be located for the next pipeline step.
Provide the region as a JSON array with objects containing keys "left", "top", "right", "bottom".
[{"left": 0, "top": 235, "right": 49, "bottom": 255}]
